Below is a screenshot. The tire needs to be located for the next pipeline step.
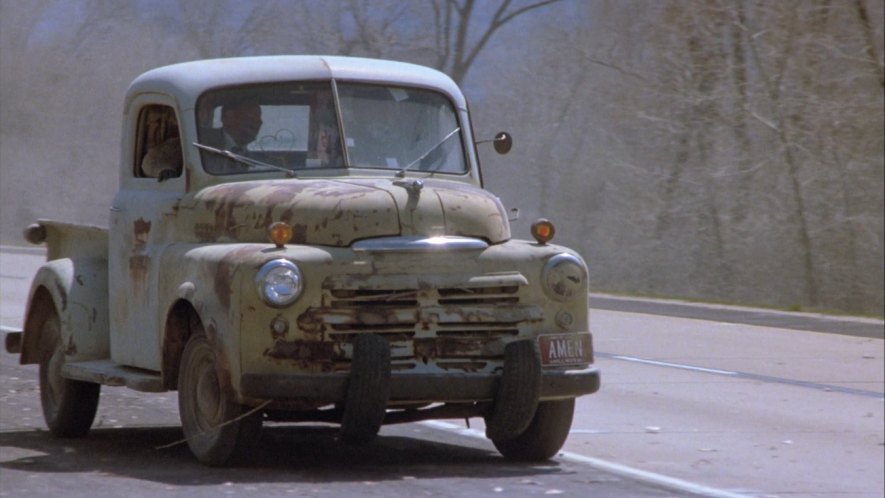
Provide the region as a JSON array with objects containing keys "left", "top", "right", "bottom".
[
  {"left": 38, "top": 308, "right": 100, "bottom": 438},
  {"left": 492, "top": 398, "right": 575, "bottom": 462},
  {"left": 339, "top": 334, "right": 390, "bottom": 444},
  {"left": 178, "top": 333, "right": 261, "bottom": 466},
  {"left": 484, "top": 340, "right": 541, "bottom": 441}
]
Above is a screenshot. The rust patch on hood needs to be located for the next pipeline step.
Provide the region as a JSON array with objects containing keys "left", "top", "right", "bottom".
[{"left": 189, "top": 179, "right": 400, "bottom": 246}]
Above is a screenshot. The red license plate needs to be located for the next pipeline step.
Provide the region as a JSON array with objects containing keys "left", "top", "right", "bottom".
[{"left": 538, "top": 333, "right": 592, "bottom": 366}]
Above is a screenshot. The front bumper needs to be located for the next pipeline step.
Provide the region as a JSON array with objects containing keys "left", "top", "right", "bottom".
[{"left": 241, "top": 365, "right": 600, "bottom": 403}]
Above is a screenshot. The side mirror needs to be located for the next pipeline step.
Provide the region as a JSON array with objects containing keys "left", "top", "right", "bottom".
[
  {"left": 477, "top": 131, "right": 513, "bottom": 155},
  {"left": 492, "top": 132, "right": 512, "bottom": 155}
]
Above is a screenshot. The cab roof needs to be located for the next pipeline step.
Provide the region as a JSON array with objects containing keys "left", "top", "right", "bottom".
[{"left": 125, "top": 55, "right": 466, "bottom": 112}]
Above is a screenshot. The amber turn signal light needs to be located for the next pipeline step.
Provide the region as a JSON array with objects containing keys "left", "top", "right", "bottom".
[
  {"left": 531, "top": 219, "right": 555, "bottom": 245},
  {"left": 269, "top": 222, "right": 293, "bottom": 248}
]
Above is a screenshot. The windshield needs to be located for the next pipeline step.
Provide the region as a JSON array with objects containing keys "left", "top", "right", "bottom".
[
  {"left": 197, "top": 82, "right": 342, "bottom": 174},
  {"left": 337, "top": 83, "right": 466, "bottom": 174},
  {"left": 196, "top": 82, "right": 466, "bottom": 175}
]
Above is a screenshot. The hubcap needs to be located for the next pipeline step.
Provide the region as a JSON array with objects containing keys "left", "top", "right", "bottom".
[
  {"left": 194, "top": 354, "right": 223, "bottom": 428},
  {"left": 44, "top": 346, "right": 65, "bottom": 412}
]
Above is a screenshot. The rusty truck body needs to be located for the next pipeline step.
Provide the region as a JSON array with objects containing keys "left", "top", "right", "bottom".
[{"left": 7, "top": 56, "right": 599, "bottom": 465}]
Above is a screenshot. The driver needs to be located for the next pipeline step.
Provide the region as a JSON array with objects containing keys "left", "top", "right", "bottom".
[
  {"left": 223, "top": 101, "right": 262, "bottom": 152},
  {"left": 201, "top": 101, "right": 263, "bottom": 173}
]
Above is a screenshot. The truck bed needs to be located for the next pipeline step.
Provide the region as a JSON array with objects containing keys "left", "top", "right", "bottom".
[{"left": 26, "top": 219, "right": 108, "bottom": 261}]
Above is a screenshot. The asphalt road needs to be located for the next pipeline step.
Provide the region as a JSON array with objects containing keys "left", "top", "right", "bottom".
[{"left": 1, "top": 247, "right": 883, "bottom": 497}]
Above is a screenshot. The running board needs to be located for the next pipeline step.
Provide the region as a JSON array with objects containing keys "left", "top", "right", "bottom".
[{"left": 62, "top": 360, "right": 165, "bottom": 392}]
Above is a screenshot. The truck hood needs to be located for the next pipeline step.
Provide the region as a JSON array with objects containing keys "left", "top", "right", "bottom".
[{"left": 185, "top": 178, "right": 510, "bottom": 247}]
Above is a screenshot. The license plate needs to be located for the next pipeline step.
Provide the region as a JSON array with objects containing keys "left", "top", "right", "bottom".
[{"left": 538, "top": 333, "right": 592, "bottom": 366}]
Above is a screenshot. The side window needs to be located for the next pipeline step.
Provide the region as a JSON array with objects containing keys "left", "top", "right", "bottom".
[{"left": 135, "top": 105, "right": 183, "bottom": 181}]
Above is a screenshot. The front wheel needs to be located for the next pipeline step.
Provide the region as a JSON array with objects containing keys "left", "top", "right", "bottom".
[
  {"left": 491, "top": 398, "right": 575, "bottom": 461},
  {"left": 38, "top": 308, "right": 100, "bottom": 437},
  {"left": 178, "top": 333, "right": 261, "bottom": 466},
  {"left": 339, "top": 334, "right": 391, "bottom": 444}
]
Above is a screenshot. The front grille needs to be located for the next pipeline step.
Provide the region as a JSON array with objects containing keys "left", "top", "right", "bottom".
[
  {"left": 296, "top": 280, "right": 542, "bottom": 368},
  {"left": 324, "top": 285, "right": 524, "bottom": 340}
]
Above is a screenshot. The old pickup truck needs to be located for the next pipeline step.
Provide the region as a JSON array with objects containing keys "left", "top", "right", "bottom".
[{"left": 6, "top": 55, "right": 599, "bottom": 466}]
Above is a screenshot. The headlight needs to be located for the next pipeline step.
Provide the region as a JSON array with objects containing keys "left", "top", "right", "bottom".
[
  {"left": 542, "top": 254, "right": 586, "bottom": 301},
  {"left": 256, "top": 259, "right": 303, "bottom": 308}
]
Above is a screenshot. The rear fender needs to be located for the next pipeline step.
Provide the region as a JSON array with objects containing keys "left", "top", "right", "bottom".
[{"left": 20, "top": 258, "right": 109, "bottom": 364}]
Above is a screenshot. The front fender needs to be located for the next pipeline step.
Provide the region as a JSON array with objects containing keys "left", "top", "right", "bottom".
[
  {"left": 159, "top": 245, "right": 259, "bottom": 399},
  {"left": 21, "top": 258, "right": 109, "bottom": 364}
]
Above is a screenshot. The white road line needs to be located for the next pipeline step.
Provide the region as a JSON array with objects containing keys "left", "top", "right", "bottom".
[
  {"left": 602, "top": 352, "right": 884, "bottom": 399},
  {"left": 612, "top": 355, "right": 739, "bottom": 376},
  {"left": 420, "top": 420, "right": 752, "bottom": 498}
]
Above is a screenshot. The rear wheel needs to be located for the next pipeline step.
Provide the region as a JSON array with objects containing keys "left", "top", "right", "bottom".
[
  {"left": 178, "top": 333, "right": 261, "bottom": 466},
  {"left": 491, "top": 398, "right": 575, "bottom": 461},
  {"left": 38, "top": 308, "right": 100, "bottom": 437}
]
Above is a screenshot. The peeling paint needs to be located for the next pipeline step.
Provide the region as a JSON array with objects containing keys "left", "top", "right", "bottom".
[
  {"left": 413, "top": 337, "right": 499, "bottom": 359},
  {"left": 133, "top": 218, "right": 152, "bottom": 249},
  {"left": 264, "top": 339, "right": 340, "bottom": 370},
  {"left": 129, "top": 255, "right": 150, "bottom": 286},
  {"left": 212, "top": 246, "right": 257, "bottom": 311},
  {"left": 64, "top": 335, "right": 78, "bottom": 356}
]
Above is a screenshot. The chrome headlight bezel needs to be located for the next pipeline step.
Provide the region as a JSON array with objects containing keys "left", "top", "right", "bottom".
[
  {"left": 256, "top": 259, "right": 304, "bottom": 308},
  {"left": 542, "top": 253, "right": 587, "bottom": 302}
]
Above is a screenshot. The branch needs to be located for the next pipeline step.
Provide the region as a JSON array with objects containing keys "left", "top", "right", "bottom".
[
  {"left": 456, "top": 0, "right": 563, "bottom": 81},
  {"left": 855, "top": 0, "right": 885, "bottom": 87},
  {"left": 584, "top": 57, "right": 653, "bottom": 86},
  {"left": 749, "top": 109, "right": 780, "bottom": 133},
  {"left": 449, "top": 0, "right": 561, "bottom": 83}
]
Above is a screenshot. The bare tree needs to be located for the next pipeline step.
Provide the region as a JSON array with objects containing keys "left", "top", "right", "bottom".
[
  {"left": 428, "top": 0, "right": 563, "bottom": 83},
  {"left": 855, "top": 0, "right": 885, "bottom": 87},
  {"left": 2, "top": 0, "right": 881, "bottom": 314},
  {"left": 554, "top": 0, "right": 883, "bottom": 312}
]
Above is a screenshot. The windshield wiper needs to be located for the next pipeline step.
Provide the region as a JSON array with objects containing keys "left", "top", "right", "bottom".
[
  {"left": 192, "top": 142, "right": 295, "bottom": 176},
  {"left": 396, "top": 127, "right": 460, "bottom": 177}
]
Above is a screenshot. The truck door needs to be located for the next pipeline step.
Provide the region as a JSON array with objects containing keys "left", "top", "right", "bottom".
[{"left": 109, "top": 96, "right": 185, "bottom": 370}]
